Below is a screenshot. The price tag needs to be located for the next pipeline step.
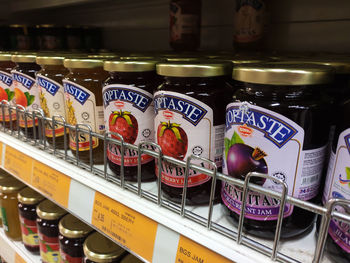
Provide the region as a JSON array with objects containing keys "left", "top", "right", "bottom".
[
  {"left": 92, "top": 192, "right": 158, "bottom": 262},
  {"left": 4, "top": 146, "right": 32, "bottom": 183},
  {"left": 175, "top": 236, "right": 233, "bottom": 263},
  {"left": 32, "top": 160, "right": 71, "bottom": 208},
  {"left": 15, "top": 253, "right": 26, "bottom": 263}
]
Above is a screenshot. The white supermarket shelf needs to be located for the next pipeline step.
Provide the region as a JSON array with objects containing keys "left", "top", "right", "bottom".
[
  {"left": 0, "top": 229, "right": 40, "bottom": 263},
  {"left": 0, "top": 131, "right": 333, "bottom": 263}
]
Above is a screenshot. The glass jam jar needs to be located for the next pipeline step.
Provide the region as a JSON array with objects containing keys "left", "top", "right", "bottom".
[
  {"left": 59, "top": 214, "right": 93, "bottom": 262},
  {"left": 36, "top": 200, "right": 67, "bottom": 263},
  {"left": 18, "top": 187, "right": 45, "bottom": 253},
  {"left": 36, "top": 25, "right": 64, "bottom": 51},
  {"left": 155, "top": 61, "right": 232, "bottom": 205},
  {"left": 0, "top": 53, "right": 16, "bottom": 130},
  {"left": 36, "top": 55, "right": 69, "bottom": 149},
  {"left": 169, "top": 0, "right": 201, "bottom": 51},
  {"left": 103, "top": 59, "right": 161, "bottom": 182},
  {"left": 223, "top": 63, "right": 333, "bottom": 239},
  {"left": 83, "top": 232, "right": 126, "bottom": 263},
  {"left": 0, "top": 177, "right": 26, "bottom": 240},
  {"left": 11, "top": 53, "right": 41, "bottom": 139},
  {"left": 0, "top": 169, "right": 10, "bottom": 227},
  {"left": 63, "top": 58, "right": 109, "bottom": 165}
]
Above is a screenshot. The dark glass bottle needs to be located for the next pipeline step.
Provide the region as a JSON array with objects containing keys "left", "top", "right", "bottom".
[
  {"left": 103, "top": 59, "right": 161, "bottom": 182},
  {"left": 222, "top": 63, "right": 333, "bottom": 239},
  {"left": 155, "top": 61, "right": 232, "bottom": 205}
]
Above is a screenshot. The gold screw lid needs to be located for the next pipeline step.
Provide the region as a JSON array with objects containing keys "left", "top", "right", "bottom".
[
  {"left": 0, "top": 177, "right": 26, "bottom": 194},
  {"left": 166, "top": 57, "right": 201, "bottom": 62},
  {"left": 18, "top": 187, "right": 45, "bottom": 205},
  {"left": 233, "top": 62, "right": 334, "bottom": 85},
  {"left": 12, "top": 53, "right": 37, "bottom": 63},
  {"left": 36, "top": 200, "right": 66, "bottom": 220},
  {"left": 59, "top": 214, "right": 93, "bottom": 238},
  {"left": 9, "top": 24, "right": 27, "bottom": 28},
  {"left": 64, "top": 58, "right": 104, "bottom": 69},
  {"left": 104, "top": 59, "right": 159, "bottom": 72},
  {"left": 285, "top": 58, "right": 350, "bottom": 74},
  {"left": 88, "top": 54, "right": 118, "bottom": 59},
  {"left": 121, "top": 254, "right": 143, "bottom": 263},
  {"left": 83, "top": 232, "right": 125, "bottom": 262},
  {"left": 157, "top": 61, "right": 232, "bottom": 77},
  {"left": 0, "top": 53, "right": 13, "bottom": 62},
  {"left": 36, "top": 55, "right": 65, "bottom": 66},
  {"left": 0, "top": 169, "right": 11, "bottom": 180}
]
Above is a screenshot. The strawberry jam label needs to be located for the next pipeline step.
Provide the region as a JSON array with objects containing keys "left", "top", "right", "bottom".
[
  {"left": 63, "top": 80, "right": 105, "bottom": 151},
  {"left": 222, "top": 102, "right": 326, "bottom": 220},
  {"left": 11, "top": 70, "right": 40, "bottom": 128},
  {"left": 38, "top": 231, "right": 61, "bottom": 263},
  {"left": 323, "top": 128, "right": 350, "bottom": 253},
  {"left": 0, "top": 71, "right": 16, "bottom": 121},
  {"left": 37, "top": 74, "right": 67, "bottom": 138},
  {"left": 19, "top": 215, "right": 39, "bottom": 248},
  {"left": 60, "top": 249, "right": 83, "bottom": 263},
  {"left": 103, "top": 84, "right": 154, "bottom": 166},
  {"left": 154, "top": 91, "right": 224, "bottom": 188}
]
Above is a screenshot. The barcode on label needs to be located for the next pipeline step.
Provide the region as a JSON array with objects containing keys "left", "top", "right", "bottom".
[{"left": 302, "top": 175, "right": 319, "bottom": 185}]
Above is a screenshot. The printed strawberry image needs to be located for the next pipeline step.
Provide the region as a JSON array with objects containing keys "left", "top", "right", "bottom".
[
  {"left": 109, "top": 110, "right": 138, "bottom": 144},
  {"left": 157, "top": 121, "right": 188, "bottom": 160}
]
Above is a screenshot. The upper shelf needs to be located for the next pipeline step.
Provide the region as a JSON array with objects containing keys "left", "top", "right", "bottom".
[{"left": 11, "top": 0, "right": 104, "bottom": 12}]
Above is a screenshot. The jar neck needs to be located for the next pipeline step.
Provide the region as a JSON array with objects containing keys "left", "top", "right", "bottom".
[
  {"left": 15, "top": 62, "right": 41, "bottom": 71},
  {"left": 242, "top": 82, "right": 319, "bottom": 100},
  {"left": 68, "top": 67, "right": 105, "bottom": 74}
]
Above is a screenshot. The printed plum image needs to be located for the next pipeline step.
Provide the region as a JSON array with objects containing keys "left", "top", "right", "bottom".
[
  {"left": 225, "top": 131, "right": 268, "bottom": 185},
  {"left": 157, "top": 121, "right": 188, "bottom": 160},
  {"left": 109, "top": 110, "right": 138, "bottom": 144}
]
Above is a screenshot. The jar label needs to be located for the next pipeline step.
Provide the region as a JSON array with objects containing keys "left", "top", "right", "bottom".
[
  {"left": 1, "top": 207, "right": 8, "bottom": 232},
  {"left": 37, "top": 74, "right": 67, "bottom": 138},
  {"left": 154, "top": 91, "right": 224, "bottom": 188},
  {"left": 323, "top": 128, "right": 350, "bottom": 253},
  {"left": 103, "top": 84, "right": 154, "bottom": 166},
  {"left": 19, "top": 215, "right": 39, "bottom": 248},
  {"left": 0, "top": 70, "right": 16, "bottom": 121},
  {"left": 38, "top": 231, "right": 61, "bottom": 263},
  {"left": 60, "top": 248, "right": 83, "bottom": 263},
  {"left": 222, "top": 102, "right": 325, "bottom": 220},
  {"left": 11, "top": 70, "right": 40, "bottom": 128},
  {"left": 234, "top": 0, "right": 266, "bottom": 43},
  {"left": 63, "top": 80, "right": 105, "bottom": 151},
  {"left": 170, "top": 2, "right": 200, "bottom": 41}
]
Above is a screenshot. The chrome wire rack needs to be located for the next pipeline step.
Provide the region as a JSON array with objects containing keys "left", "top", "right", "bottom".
[{"left": 1, "top": 102, "right": 350, "bottom": 263}]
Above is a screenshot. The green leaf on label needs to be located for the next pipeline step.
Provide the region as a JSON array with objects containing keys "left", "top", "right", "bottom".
[
  {"left": 27, "top": 95, "right": 35, "bottom": 106},
  {"left": 46, "top": 244, "right": 53, "bottom": 252},
  {"left": 224, "top": 138, "right": 231, "bottom": 159},
  {"left": 230, "top": 131, "right": 244, "bottom": 146},
  {"left": 346, "top": 167, "right": 350, "bottom": 180},
  {"left": 7, "top": 91, "right": 14, "bottom": 101},
  {"left": 24, "top": 92, "right": 30, "bottom": 101}
]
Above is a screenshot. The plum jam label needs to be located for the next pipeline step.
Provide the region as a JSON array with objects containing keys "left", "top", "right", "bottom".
[
  {"left": 37, "top": 74, "right": 67, "bottom": 138},
  {"left": 60, "top": 249, "right": 83, "bottom": 263},
  {"left": 0, "top": 70, "right": 16, "bottom": 122},
  {"left": 63, "top": 80, "right": 105, "bottom": 151},
  {"left": 11, "top": 70, "right": 40, "bottom": 128},
  {"left": 103, "top": 84, "right": 154, "bottom": 166},
  {"left": 323, "top": 128, "right": 350, "bottom": 253},
  {"left": 38, "top": 231, "right": 61, "bottom": 263},
  {"left": 19, "top": 215, "right": 39, "bottom": 248},
  {"left": 154, "top": 91, "right": 224, "bottom": 188},
  {"left": 170, "top": 2, "right": 200, "bottom": 42},
  {"left": 234, "top": 0, "right": 266, "bottom": 43},
  {"left": 222, "top": 102, "right": 326, "bottom": 220}
]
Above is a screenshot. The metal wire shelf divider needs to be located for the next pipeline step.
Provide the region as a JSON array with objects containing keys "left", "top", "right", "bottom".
[{"left": 1, "top": 102, "right": 350, "bottom": 263}]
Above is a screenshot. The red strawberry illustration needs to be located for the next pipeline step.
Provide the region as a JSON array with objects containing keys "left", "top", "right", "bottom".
[
  {"left": 157, "top": 121, "right": 188, "bottom": 160},
  {"left": 109, "top": 110, "right": 138, "bottom": 144}
]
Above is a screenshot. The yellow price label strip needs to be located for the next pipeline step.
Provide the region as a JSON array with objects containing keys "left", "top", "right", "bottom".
[
  {"left": 92, "top": 192, "right": 158, "bottom": 262},
  {"left": 15, "top": 253, "right": 26, "bottom": 263},
  {"left": 32, "top": 160, "right": 71, "bottom": 208},
  {"left": 175, "top": 236, "right": 234, "bottom": 263},
  {"left": 4, "top": 145, "right": 33, "bottom": 183}
]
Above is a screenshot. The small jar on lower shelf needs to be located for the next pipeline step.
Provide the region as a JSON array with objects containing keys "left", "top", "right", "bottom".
[
  {"left": 18, "top": 187, "right": 45, "bottom": 254},
  {"left": 36, "top": 200, "right": 67, "bottom": 263},
  {"left": 0, "top": 177, "right": 26, "bottom": 241},
  {"left": 59, "top": 214, "right": 93, "bottom": 262},
  {"left": 83, "top": 232, "right": 126, "bottom": 263}
]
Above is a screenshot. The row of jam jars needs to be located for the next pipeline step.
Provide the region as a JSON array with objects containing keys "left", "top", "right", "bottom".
[
  {"left": 0, "top": 169, "right": 10, "bottom": 227},
  {"left": 0, "top": 53, "right": 16, "bottom": 130},
  {"left": 36, "top": 55, "right": 70, "bottom": 149},
  {"left": 222, "top": 62, "right": 334, "bottom": 239},
  {"left": 11, "top": 53, "right": 41, "bottom": 139}
]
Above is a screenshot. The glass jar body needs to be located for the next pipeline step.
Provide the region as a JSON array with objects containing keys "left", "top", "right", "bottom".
[
  {"left": 0, "top": 192, "right": 22, "bottom": 240},
  {"left": 18, "top": 202, "right": 40, "bottom": 253}
]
